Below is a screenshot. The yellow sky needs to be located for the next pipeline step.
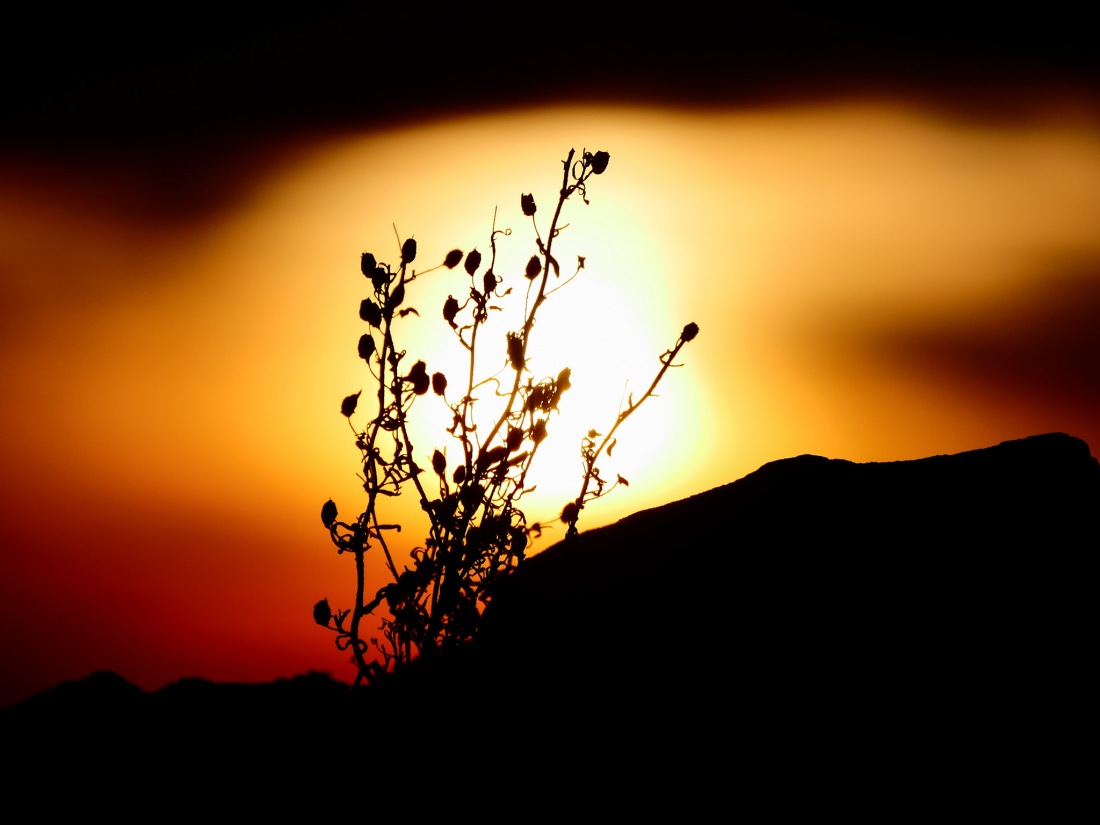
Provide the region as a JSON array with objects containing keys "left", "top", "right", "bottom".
[{"left": 2, "top": 96, "right": 1099, "bottom": 705}]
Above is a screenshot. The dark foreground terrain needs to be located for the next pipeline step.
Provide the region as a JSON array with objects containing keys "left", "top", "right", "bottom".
[{"left": 4, "top": 433, "right": 1095, "bottom": 810}]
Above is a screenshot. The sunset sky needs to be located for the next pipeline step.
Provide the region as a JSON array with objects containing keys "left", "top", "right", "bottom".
[{"left": 2, "top": 9, "right": 1098, "bottom": 707}]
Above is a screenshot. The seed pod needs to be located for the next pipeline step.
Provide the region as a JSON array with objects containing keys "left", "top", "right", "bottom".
[
  {"left": 313, "top": 598, "right": 332, "bottom": 626},
  {"left": 357, "top": 334, "right": 375, "bottom": 360},
  {"left": 483, "top": 270, "right": 497, "bottom": 295},
  {"left": 371, "top": 267, "right": 389, "bottom": 292},
  {"left": 590, "top": 151, "right": 610, "bottom": 174},
  {"left": 321, "top": 499, "right": 338, "bottom": 528},
  {"left": 442, "top": 295, "right": 459, "bottom": 327},
  {"left": 453, "top": 465, "right": 466, "bottom": 484},
  {"left": 561, "top": 501, "right": 579, "bottom": 524},
  {"left": 444, "top": 249, "right": 463, "bottom": 269},
  {"left": 465, "top": 249, "right": 482, "bottom": 276},
  {"left": 521, "top": 193, "right": 536, "bottom": 216},
  {"left": 432, "top": 372, "right": 447, "bottom": 396},
  {"left": 341, "top": 391, "right": 361, "bottom": 417},
  {"left": 359, "top": 299, "right": 382, "bottom": 327},
  {"left": 507, "top": 332, "right": 524, "bottom": 371},
  {"left": 681, "top": 322, "right": 700, "bottom": 342},
  {"left": 401, "top": 238, "right": 417, "bottom": 264},
  {"left": 525, "top": 255, "right": 541, "bottom": 280},
  {"left": 507, "top": 426, "right": 524, "bottom": 452},
  {"left": 360, "top": 252, "right": 377, "bottom": 277},
  {"left": 407, "top": 361, "right": 430, "bottom": 395},
  {"left": 432, "top": 450, "right": 446, "bottom": 477},
  {"left": 532, "top": 418, "right": 547, "bottom": 444}
]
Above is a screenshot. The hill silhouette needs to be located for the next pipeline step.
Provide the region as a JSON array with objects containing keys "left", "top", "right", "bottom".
[{"left": 4, "top": 433, "right": 1094, "bottom": 808}]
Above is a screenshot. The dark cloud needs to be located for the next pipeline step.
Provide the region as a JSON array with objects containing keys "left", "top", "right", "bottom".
[
  {"left": 871, "top": 267, "right": 1100, "bottom": 411},
  {"left": 6, "top": 6, "right": 1098, "bottom": 151}
]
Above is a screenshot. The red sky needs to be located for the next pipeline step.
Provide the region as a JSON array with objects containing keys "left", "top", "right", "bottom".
[{"left": 2, "top": 11, "right": 1098, "bottom": 708}]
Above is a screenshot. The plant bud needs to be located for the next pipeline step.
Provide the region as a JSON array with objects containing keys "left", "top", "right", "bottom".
[
  {"left": 321, "top": 499, "right": 338, "bottom": 528},
  {"left": 561, "top": 501, "right": 579, "bottom": 524},
  {"left": 357, "top": 334, "right": 375, "bottom": 360},
  {"left": 591, "top": 151, "right": 610, "bottom": 174},
  {"left": 360, "top": 252, "right": 377, "bottom": 277},
  {"left": 453, "top": 465, "right": 466, "bottom": 484},
  {"left": 525, "top": 255, "right": 541, "bottom": 280},
  {"left": 401, "top": 238, "right": 417, "bottom": 264},
  {"left": 681, "top": 322, "right": 699, "bottom": 342},
  {"left": 483, "top": 271, "right": 497, "bottom": 294},
  {"left": 341, "top": 391, "right": 361, "bottom": 417},
  {"left": 432, "top": 450, "right": 446, "bottom": 477},
  {"left": 444, "top": 249, "right": 463, "bottom": 269},
  {"left": 464, "top": 249, "right": 482, "bottom": 276},
  {"left": 432, "top": 372, "right": 447, "bottom": 396},
  {"left": 313, "top": 598, "right": 332, "bottom": 626},
  {"left": 359, "top": 299, "right": 382, "bottom": 327},
  {"left": 521, "top": 193, "right": 536, "bottom": 216}
]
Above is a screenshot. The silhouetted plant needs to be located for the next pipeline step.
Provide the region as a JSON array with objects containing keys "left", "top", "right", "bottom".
[{"left": 315, "top": 149, "right": 697, "bottom": 686}]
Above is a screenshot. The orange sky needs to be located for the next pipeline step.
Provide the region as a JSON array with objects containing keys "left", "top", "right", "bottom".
[{"left": 2, "top": 95, "right": 1099, "bottom": 707}]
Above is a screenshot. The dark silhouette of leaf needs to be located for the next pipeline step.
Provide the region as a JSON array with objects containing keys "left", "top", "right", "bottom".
[
  {"left": 340, "top": 391, "right": 361, "bottom": 417},
  {"left": 321, "top": 499, "right": 338, "bottom": 528},
  {"left": 389, "top": 282, "right": 405, "bottom": 310},
  {"left": 444, "top": 249, "right": 463, "bottom": 269}
]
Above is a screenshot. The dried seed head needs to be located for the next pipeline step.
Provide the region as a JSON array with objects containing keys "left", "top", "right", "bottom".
[
  {"left": 321, "top": 499, "right": 338, "bottom": 528},
  {"left": 681, "top": 322, "right": 700, "bottom": 342},
  {"left": 590, "top": 151, "right": 610, "bottom": 175},
  {"left": 465, "top": 249, "right": 482, "bottom": 276},
  {"left": 313, "top": 598, "right": 332, "bottom": 627},
  {"left": 359, "top": 299, "right": 382, "bottom": 327},
  {"left": 561, "top": 501, "right": 579, "bottom": 524},
  {"left": 407, "top": 361, "right": 430, "bottom": 395},
  {"left": 444, "top": 249, "right": 463, "bottom": 269},
  {"left": 525, "top": 255, "right": 541, "bottom": 280},
  {"left": 432, "top": 372, "right": 447, "bottom": 396},
  {"left": 507, "top": 332, "right": 524, "bottom": 371},
  {"left": 401, "top": 238, "right": 417, "bottom": 264},
  {"left": 340, "top": 391, "right": 361, "bottom": 417},
  {"left": 357, "top": 334, "right": 375, "bottom": 361},
  {"left": 360, "top": 252, "right": 377, "bottom": 277},
  {"left": 521, "top": 193, "right": 536, "bottom": 216}
]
